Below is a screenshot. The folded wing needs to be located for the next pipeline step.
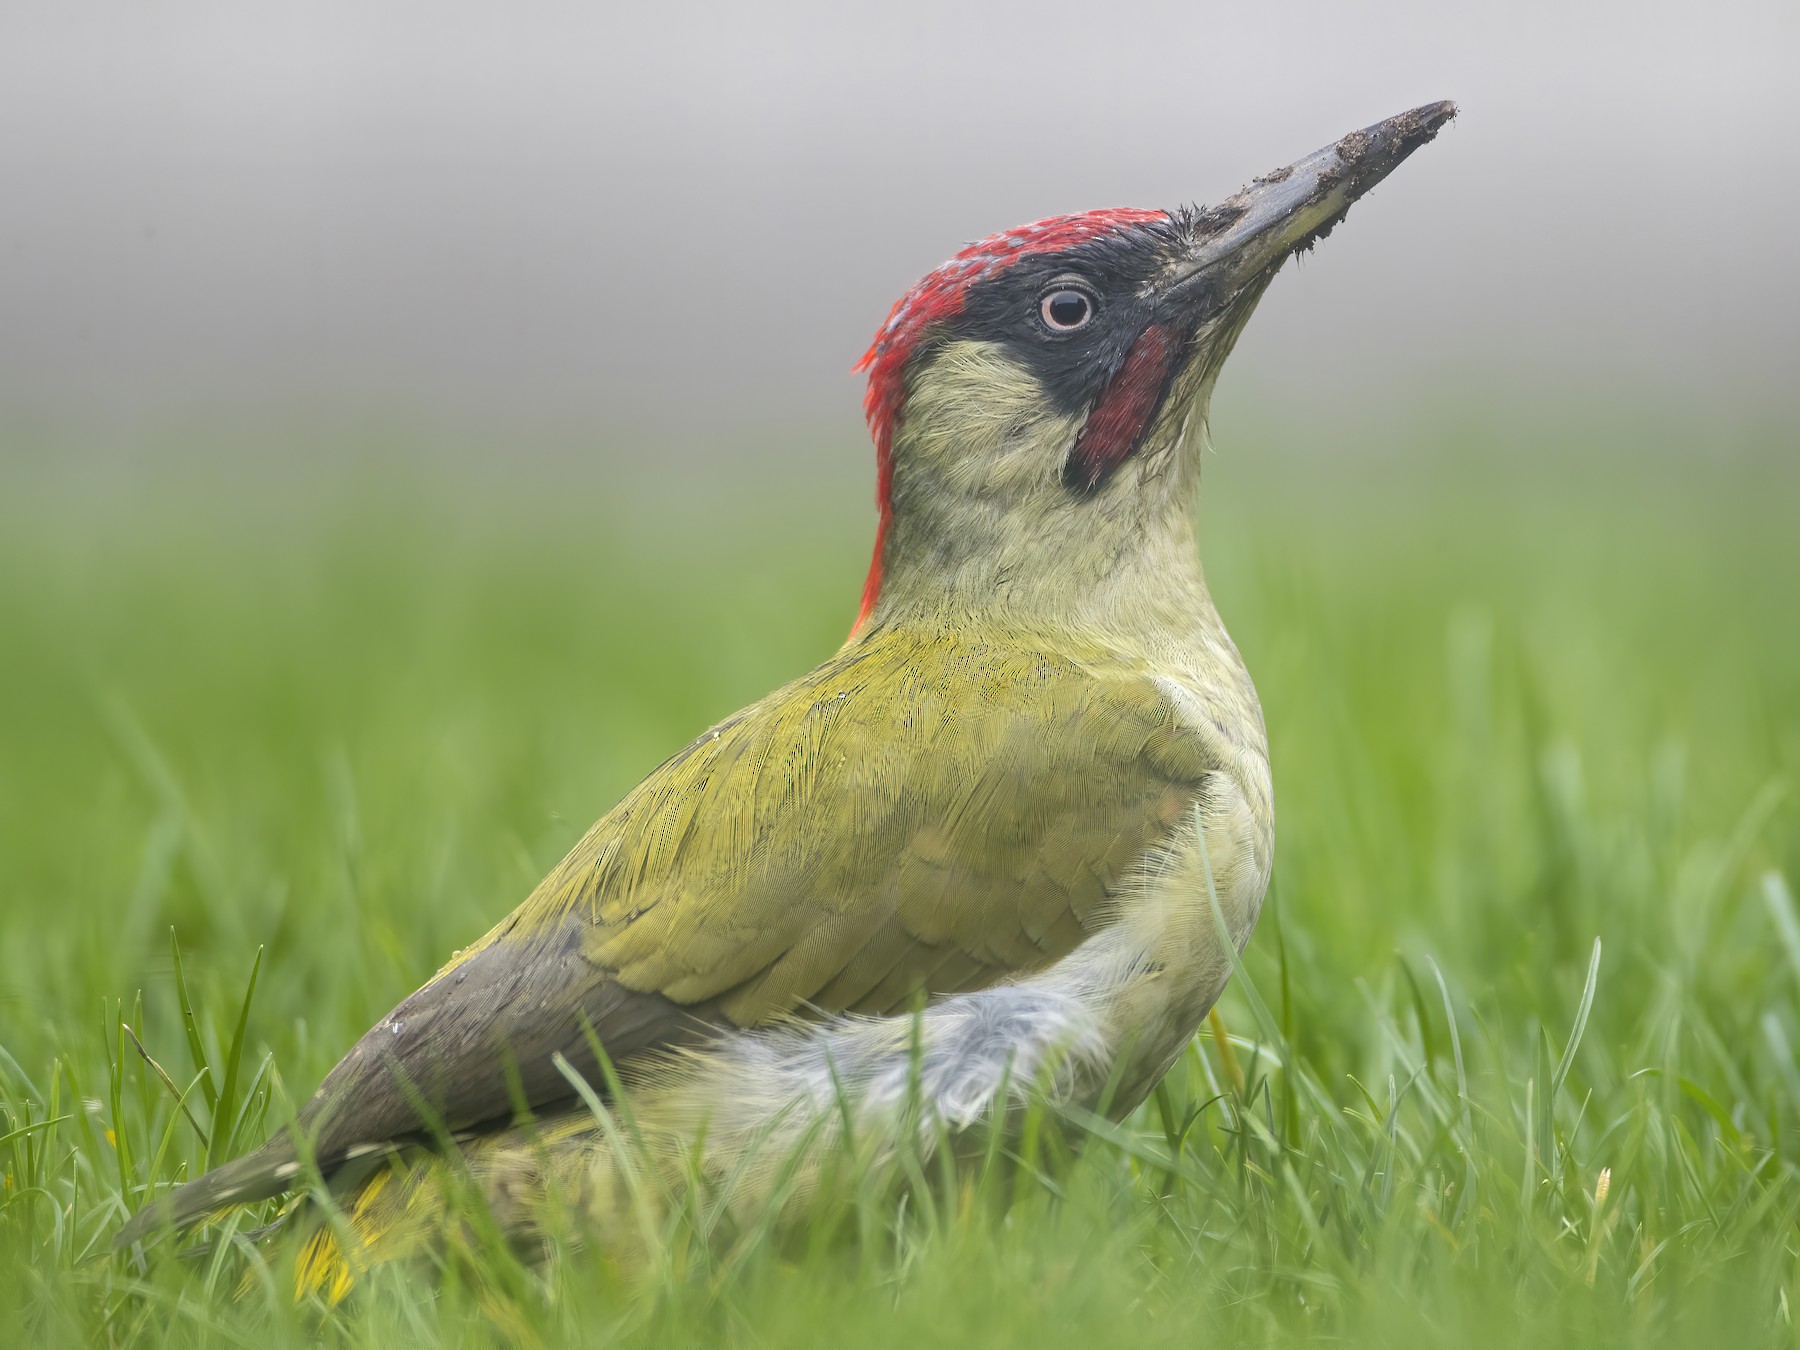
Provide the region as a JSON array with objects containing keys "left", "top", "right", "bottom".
[{"left": 118, "top": 630, "right": 1209, "bottom": 1245}]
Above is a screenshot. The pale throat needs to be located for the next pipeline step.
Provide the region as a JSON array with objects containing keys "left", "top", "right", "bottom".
[{"left": 867, "top": 393, "right": 1219, "bottom": 650}]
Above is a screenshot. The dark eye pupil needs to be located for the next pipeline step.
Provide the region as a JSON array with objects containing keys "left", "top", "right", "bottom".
[{"left": 1045, "top": 291, "right": 1090, "bottom": 329}]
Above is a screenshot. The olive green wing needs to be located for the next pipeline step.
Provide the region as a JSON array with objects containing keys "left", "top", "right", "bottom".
[
  {"left": 117, "top": 632, "right": 1209, "bottom": 1244},
  {"left": 340, "top": 632, "right": 1209, "bottom": 1131},
  {"left": 566, "top": 635, "right": 1209, "bottom": 1020}
]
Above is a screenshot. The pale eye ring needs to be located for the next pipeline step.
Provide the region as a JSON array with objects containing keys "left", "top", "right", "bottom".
[{"left": 1039, "top": 287, "right": 1095, "bottom": 332}]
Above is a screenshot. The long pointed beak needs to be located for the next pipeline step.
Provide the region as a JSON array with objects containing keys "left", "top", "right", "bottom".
[{"left": 1168, "top": 100, "right": 1457, "bottom": 305}]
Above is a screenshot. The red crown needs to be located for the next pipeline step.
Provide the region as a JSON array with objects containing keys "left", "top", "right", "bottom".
[{"left": 854, "top": 208, "right": 1166, "bottom": 457}]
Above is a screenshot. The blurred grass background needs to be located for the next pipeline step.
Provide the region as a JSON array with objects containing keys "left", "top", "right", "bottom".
[{"left": 2, "top": 402, "right": 1798, "bottom": 1345}]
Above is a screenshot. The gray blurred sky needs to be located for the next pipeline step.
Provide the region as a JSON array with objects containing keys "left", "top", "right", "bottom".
[{"left": 2, "top": 0, "right": 1796, "bottom": 446}]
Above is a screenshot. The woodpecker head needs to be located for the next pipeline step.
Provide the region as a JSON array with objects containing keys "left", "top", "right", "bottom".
[{"left": 850, "top": 101, "right": 1455, "bottom": 635}]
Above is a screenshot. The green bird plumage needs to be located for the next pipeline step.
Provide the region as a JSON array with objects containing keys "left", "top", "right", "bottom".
[{"left": 115, "top": 103, "right": 1455, "bottom": 1297}]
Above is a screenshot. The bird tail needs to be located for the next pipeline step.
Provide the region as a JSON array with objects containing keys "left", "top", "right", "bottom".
[
  {"left": 120, "top": 986, "right": 1119, "bottom": 1298},
  {"left": 113, "top": 1133, "right": 304, "bottom": 1252},
  {"left": 290, "top": 1114, "right": 614, "bottom": 1305}
]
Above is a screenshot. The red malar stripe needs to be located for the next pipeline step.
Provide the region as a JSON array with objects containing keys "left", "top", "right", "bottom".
[{"left": 1065, "top": 323, "right": 1179, "bottom": 492}]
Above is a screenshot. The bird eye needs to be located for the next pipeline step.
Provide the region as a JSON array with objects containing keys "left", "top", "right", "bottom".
[{"left": 1039, "top": 287, "right": 1095, "bottom": 332}]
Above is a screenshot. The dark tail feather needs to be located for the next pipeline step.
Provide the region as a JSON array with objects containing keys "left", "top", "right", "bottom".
[{"left": 113, "top": 1133, "right": 302, "bottom": 1251}]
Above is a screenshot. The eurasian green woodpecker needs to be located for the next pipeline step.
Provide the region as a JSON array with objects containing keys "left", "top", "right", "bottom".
[{"left": 117, "top": 102, "right": 1455, "bottom": 1295}]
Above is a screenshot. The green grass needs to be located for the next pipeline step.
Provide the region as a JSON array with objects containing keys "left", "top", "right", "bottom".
[{"left": 2, "top": 421, "right": 1797, "bottom": 1346}]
